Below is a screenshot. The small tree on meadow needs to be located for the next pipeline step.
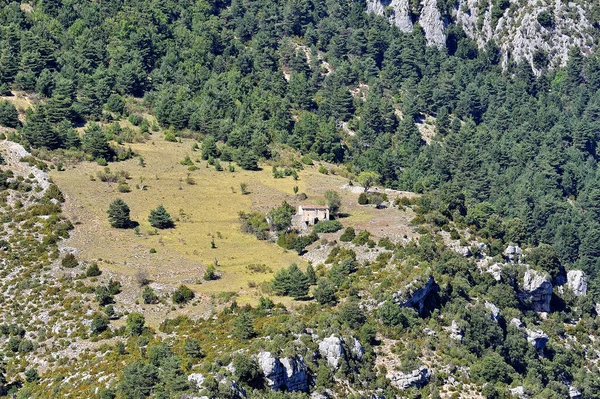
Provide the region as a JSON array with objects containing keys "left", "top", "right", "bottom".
[
  {"left": 357, "top": 171, "right": 380, "bottom": 192},
  {"left": 324, "top": 190, "right": 341, "bottom": 217},
  {"left": 107, "top": 198, "right": 131, "bottom": 228},
  {"left": 148, "top": 205, "right": 174, "bottom": 229}
]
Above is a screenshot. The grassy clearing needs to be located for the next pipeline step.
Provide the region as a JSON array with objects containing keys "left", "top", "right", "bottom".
[
  {"left": 51, "top": 130, "right": 418, "bottom": 320},
  {"left": 50, "top": 133, "right": 339, "bottom": 307}
]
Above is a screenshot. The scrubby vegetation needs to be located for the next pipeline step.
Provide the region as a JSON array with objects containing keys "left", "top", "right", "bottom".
[{"left": 1, "top": 0, "right": 600, "bottom": 398}]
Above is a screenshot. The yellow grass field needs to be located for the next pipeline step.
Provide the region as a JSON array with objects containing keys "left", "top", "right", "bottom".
[
  {"left": 50, "top": 130, "right": 418, "bottom": 322},
  {"left": 51, "top": 133, "right": 341, "bottom": 305}
]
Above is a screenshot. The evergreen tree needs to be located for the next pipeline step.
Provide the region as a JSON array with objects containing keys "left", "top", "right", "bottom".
[
  {"left": 107, "top": 199, "right": 132, "bottom": 228},
  {"left": 148, "top": 205, "right": 174, "bottom": 229},
  {"left": 83, "top": 123, "right": 112, "bottom": 160},
  {"left": 306, "top": 263, "right": 317, "bottom": 285}
]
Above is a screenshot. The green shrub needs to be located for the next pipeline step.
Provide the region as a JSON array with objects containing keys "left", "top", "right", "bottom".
[
  {"left": 339, "top": 227, "right": 356, "bottom": 242},
  {"left": 86, "top": 263, "right": 102, "bottom": 277},
  {"left": 313, "top": 220, "right": 343, "bottom": 233},
  {"left": 61, "top": 253, "right": 79, "bottom": 268},
  {"left": 301, "top": 155, "right": 313, "bottom": 165},
  {"left": 173, "top": 285, "right": 194, "bottom": 304},
  {"left": 353, "top": 230, "right": 371, "bottom": 246}
]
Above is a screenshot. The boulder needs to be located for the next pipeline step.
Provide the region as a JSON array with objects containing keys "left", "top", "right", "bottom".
[
  {"left": 280, "top": 356, "right": 308, "bottom": 392},
  {"left": 311, "top": 393, "right": 330, "bottom": 399},
  {"left": 484, "top": 301, "right": 501, "bottom": 322},
  {"left": 188, "top": 373, "right": 205, "bottom": 389},
  {"left": 510, "top": 318, "right": 525, "bottom": 329},
  {"left": 520, "top": 269, "right": 552, "bottom": 313},
  {"left": 350, "top": 337, "right": 364, "bottom": 361},
  {"left": 448, "top": 320, "right": 463, "bottom": 341},
  {"left": 504, "top": 244, "right": 523, "bottom": 263},
  {"left": 487, "top": 263, "right": 503, "bottom": 281},
  {"left": 389, "top": 366, "right": 431, "bottom": 390},
  {"left": 257, "top": 352, "right": 286, "bottom": 391},
  {"left": 569, "top": 386, "right": 582, "bottom": 399},
  {"left": 392, "top": 276, "right": 438, "bottom": 314},
  {"left": 257, "top": 351, "right": 308, "bottom": 392},
  {"left": 526, "top": 329, "right": 549, "bottom": 352},
  {"left": 319, "top": 335, "right": 345, "bottom": 369},
  {"left": 509, "top": 386, "right": 529, "bottom": 399},
  {"left": 566, "top": 270, "right": 587, "bottom": 297}
]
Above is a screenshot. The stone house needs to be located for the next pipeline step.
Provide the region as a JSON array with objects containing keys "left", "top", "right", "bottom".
[{"left": 293, "top": 205, "right": 329, "bottom": 227}]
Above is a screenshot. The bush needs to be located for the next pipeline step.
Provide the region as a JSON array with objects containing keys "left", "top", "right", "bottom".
[
  {"left": 313, "top": 220, "right": 343, "bottom": 233},
  {"left": 353, "top": 230, "right": 371, "bottom": 246},
  {"left": 204, "top": 264, "right": 218, "bottom": 281},
  {"left": 61, "top": 253, "right": 79, "bottom": 268},
  {"left": 164, "top": 131, "right": 177, "bottom": 142},
  {"left": 142, "top": 286, "right": 158, "bottom": 304},
  {"left": 277, "top": 231, "right": 318, "bottom": 254},
  {"left": 173, "top": 285, "right": 194, "bottom": 304},
  {"left": 91, "top": 314, "right": 109, "bottom": 334},
  {"left": 126, "top": 313, "right": 145, "bottom": 336},
  {"left": 339, "top": 227, "right": 356, "bottom": 242},
  {"left": 86, "top": 263, "right": 102, "bottom": 277},
  {"left": 318, "top": 165, "right": 328, "bottom": 174}
]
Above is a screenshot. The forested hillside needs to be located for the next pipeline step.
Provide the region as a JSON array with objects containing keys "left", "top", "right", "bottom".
[{"left": 1, "top": 0, "right": 600, "bottom": 398}]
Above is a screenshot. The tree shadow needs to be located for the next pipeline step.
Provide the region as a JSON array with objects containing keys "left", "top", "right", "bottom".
[{"left": 336, "top": 212, "right": 351, "bottom": 219}]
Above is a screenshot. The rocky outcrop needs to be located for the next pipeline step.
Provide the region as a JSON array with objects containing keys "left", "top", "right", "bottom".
[
  {"left": 350, "top": 337, "right": 364, "bottom": 361},
  {"left": 485, "top": 301, "right": 501, "bottom": 322},
  {"left": 509, "top": 386, "right": 529, "bottom": 399},
  {"left": 504, "top": 244, "right": 523, "bottom": 263},
  {"left": 447, "top": 320, "right": 463, "bottom": 341},
  {"left": 367, "top": 0, "right": 595, "bottom": 71},
  {"left": 419, "top": 0, "right": 446, "bottom": 48},
  {"left": 366, "top": 0, "right": 413, "bottom": 33},
  {"left": 510, "top": 318, "right": 549, "bottom": 352},
  {"left": 520, "top": 269, "right": 552, "bottom": 313},
  {"left": 389, "top": 366, "right": 431, "bottom": 390},
  {"left": 188, "top": 373, "right": 205, "bottom": 389},
  {"left": 569, "top": 386, "right": 582, "bottom": 399},
  {"left": 487, "top": 263, "right": 504, "bottom": 281},
  {"left": 566, "top": 270, "right": 587, "bottom": 297},
  {"left": 392, "top": 276, "right": 438, "bottom": 314},
  {"left": 257, "top": 352, "right": 308, "bottom": 392},
  {"left": 319, "top": 335, "right": 345, "bottom": 369},
  {"left": 526, "top": 329, "right": 549, "bottom": 352}
]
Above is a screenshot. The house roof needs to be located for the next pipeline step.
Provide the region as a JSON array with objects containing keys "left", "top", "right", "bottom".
[{"left": 299, "top": 205, "right": 329, "bottom": 210}]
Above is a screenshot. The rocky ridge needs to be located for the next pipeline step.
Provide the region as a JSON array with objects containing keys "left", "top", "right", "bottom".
[{"left": 366, "top": 0, "right": 595, "bottom": 71}]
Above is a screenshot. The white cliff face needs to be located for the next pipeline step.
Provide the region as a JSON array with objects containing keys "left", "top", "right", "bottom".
[
  {"left": 366, "top": 0, "right": 414, "bottom": 33},
  {"left": 566, "top": 270, "right": 587, "bottom": 297},
  {"left": 419, "top": 0, "right": 446, "bottom": 49},
  {"left": 367, "top": 0, "right": 594, "bottom": 70}
]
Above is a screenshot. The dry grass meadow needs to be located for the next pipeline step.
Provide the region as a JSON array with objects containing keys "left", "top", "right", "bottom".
[{"left": 50, "top": 129, "right": 418, "bottom": 321}]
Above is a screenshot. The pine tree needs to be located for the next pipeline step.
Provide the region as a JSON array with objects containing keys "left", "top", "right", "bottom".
[
  {"left": 148, "top": 205, "right": 174, "bottom": 229},
  {"left": 83, "top": 123, "right": 112, "bottom": 160},
  {"left": 306, "top": 263, "right": 317, "bottom": 285},
  {"left": 107, "top": 199, "right": 131, "bottom": 228},
  {"left": 287, "top": 263, "right": 310, "bottom": 299}
]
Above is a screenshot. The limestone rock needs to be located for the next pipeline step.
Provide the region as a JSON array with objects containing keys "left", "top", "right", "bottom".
[
  {"left": 510, "top": 318, "right": 525, "bottom": 329},
  {"left": 188, "top": 373, "right": 205, "bottom": 389},
  {"left": 319, "top": 335, "right": 345, "bottom": 369},
  {"left": 569, "top": 386, "right": 582, "bottom": 399},
  {"left": 487, "top": 263, "right": 503, "bottom": 281},
  {"left": 504, "top": 244, "right": 523, "bottom": 263},
  {"left": 526, "top": 329, "right": 549, "bottom": 351},
  {"left": 566, "top": 270, "right": 587, "bottom": 297},
  {"left": 257, "top": 351, "right": 308, "bottom": 392},
  {"left": 311, "top": 393, "right": 330, "bottom": 399},
  {"left": 520, "top": 269, "right": 552, "bottom": 313},
  {"left": 509, "top": 386, "right": 529, "bottom": 399},
  {"left": 351, "top": 337, "right": 364, "bottom": 361},
  {"left": 389, "top": 366, "right": 431, "bottom": 390},
  {"left": 366, "top": 0, "right": 413, "bottom": 33},
  {"left": 485, "top": 301, "right": 501, "bottom": 322},
  {"left": 392, "top": 276, "right": 438, "bottom": 314},
  {"left": 418, "top": 0, "right": 446, "bottom": 48},
  {"left": 447, "top": 320, "right": 463, "bottom": 341},
  {"left": 280, "top": 357, "right": 308, "bottom": 392},
  {"left": 257, "top": 352, "right": 286, "bottom": 391}
]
